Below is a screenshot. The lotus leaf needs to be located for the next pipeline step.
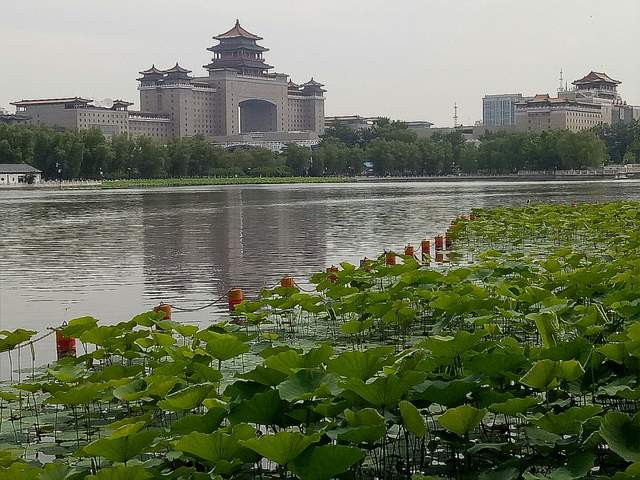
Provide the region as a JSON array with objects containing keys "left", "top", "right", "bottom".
[
  {"left": 600, "top": 412, "right": 640, "bottom": 462},
  {"left": 83, "top": 429, "right": 158, "bottom": 463},
  {"left": 85, "top": 465, "right": 151, "bottom": 480},
  {"left": 241, "top": 431, "right": 320, "bottom": 466},
  {"left": 437, "top": 404, "right": 486, "bottom": 436},
  {"left": 399, "top": 400, "right": 427, "bottom": 437},
  {"left": 157, "top": 384, "right": 214, "bottom": 412},
  {"left": 289, "top": 445, "right": 364, "bottom": 480}
]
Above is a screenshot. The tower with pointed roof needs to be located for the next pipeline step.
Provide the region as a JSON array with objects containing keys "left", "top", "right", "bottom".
[{"left": 205, "top": 20, "right": 273, "bottom": 77}]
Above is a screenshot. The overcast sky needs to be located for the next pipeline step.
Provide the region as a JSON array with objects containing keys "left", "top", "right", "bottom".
[{"left": 1, "top": 0, "right": 638, "bottom": 126}]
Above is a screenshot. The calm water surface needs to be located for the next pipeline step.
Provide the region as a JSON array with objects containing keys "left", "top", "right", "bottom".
[{"left": 2, "top": 180, "right": 640, "bottom": 365}]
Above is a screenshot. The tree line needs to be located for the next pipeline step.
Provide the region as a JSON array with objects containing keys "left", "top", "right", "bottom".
[{"left": 0, "top": 119, "right": 638, "bottom": 179}]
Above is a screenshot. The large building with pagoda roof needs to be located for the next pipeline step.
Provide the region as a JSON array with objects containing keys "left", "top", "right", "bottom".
[
  {"left": 136, "top": 20, "right": 326, "bottom": 144},
  {"left": 10, "top": 20, "right": 325, "bottom": 149},
  {"left": 509, "top": 71, "right": 640, "bottom": 133}
]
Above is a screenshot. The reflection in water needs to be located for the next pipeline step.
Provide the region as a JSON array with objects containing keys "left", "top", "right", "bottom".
[{"left": 1, "top": 180, "right": 640, "bottom": 366}]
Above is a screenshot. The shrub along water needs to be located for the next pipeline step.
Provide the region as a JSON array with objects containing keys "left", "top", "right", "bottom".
[{"left": 2, "top": 202, "right": 640, "bottom": 479}]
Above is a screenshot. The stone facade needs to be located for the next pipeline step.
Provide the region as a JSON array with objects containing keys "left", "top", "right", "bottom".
[
  {"left": 137, "top": 20, "right": 326, "bottom": 143},
  {"left": 12, "top": 98, "right": 132, "bottom": 137},
  {"left": 10, "top": 21, "right": 325, "bottom": 148},
  {"left": 514, "top": 72, "right": 639, "bottom": 133}
]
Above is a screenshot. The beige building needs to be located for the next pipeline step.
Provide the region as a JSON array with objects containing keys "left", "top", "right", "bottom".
[
  {"left": 515, "top": 94, "right": 604, "bottom": 133},
  {"left": 10, "top": 20, "right": 326, "bottom": 149},
  {"left": 137, "top": 20, "right": 326, "bottom": 143},
  {"left": 12, "top": 97, "right": 133, "bottom": 137},
  {"left": 514, "top": 71, "right": 639, "bottom": 133}
]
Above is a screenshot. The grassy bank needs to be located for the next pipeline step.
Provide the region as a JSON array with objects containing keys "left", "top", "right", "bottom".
[
  {"left": 102, "top": 176, "right": 352, "bottom": 189},
  {"left": 4, "top": 202, "right": 640, "bottom": 479}
]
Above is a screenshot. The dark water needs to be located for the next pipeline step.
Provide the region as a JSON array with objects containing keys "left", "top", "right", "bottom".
[{"left": 2, "top": 179, "right": 640, "bottom": 366}]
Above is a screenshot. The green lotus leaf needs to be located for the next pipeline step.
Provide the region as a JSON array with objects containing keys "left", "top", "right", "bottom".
[
  {"left": 190, "top": 363, "right": 223, "bottom": 383},
  {"left": 174, "top": 424, "right": 256, "bottom": 466},
  {"left": 228, "top": 389, "right": 283, "bottom": 425},
  {"left": 264, "top": 350, "right": 305, "bottom": 374},
  {"left": 343, "top": 371, "right": 425, "bottom": 408},
  {"left": 277, "top": 369, "right": 339, "bottom": 402},
  {"left": 422, "top": 330, "right": 487, "bottom": 359},
  {"left": 524, "top": 451, "right": 594, "bottom": 480},
  {"left": 0, "top": 391, "right": 18, "bottom": 402},
  {"left": 340, "top": 319, "right": 374, "bottom": 335},
  {"left": 175, "top": 324, "right": 199, "bottom": 337},
  {"left": 556, "top": 360, "right": 585, "bottom": 382},
  {"left": 519, "top": 359, "right": 558, "bottom": 390},
  {"left": 489, "top": 396, "right": 540, "bottom": 416},
  {"left": 437, "top": 404, "right": 486, "bottom": 436},
  {"left": 85, "top": 465, "right": 151, "bottom": 480},
  {"left": 236, "top": 366, "right": 288, "bottom": 386},
  {"left": 48, "top": 364, "right": 87, "bottom": 383},
  {"left": 60, "top": 316, "right": 98, "bottom": 337},
  {"left": 170, "top": 407, "right": 226, "bottom": 434},
  {"left": 0, "top": 329, "right": 36, "bottom": 353},
  {"left": 399, "top": 400, "right": 427, "bottom": 437},
  {"left": 157, "top": 383, "right": 214, "bottom": 412},
  {"left": 88, "top": 364, "right": 143, "bottom": 383},
  {"left": 289, "top": 444, "right": 363, "bottom": 480},
  {"left": 535, "top": 405, "right": 602, "bottom": 435},
  {"left": 197, "top": 331, "right": 249, "bottom": 361},
  {"left": 46, "top": 382, "right": 104, "bottom": 406},
  {"left": 600, "top": 412, "right": 640, "bottom": 462},
  {"left": 327, "top": 346, "right": 395, "bottom": 380},
  {"left": 82, "top": 429, "right": 158, "bottom": 463},
  {"left": 411, "top": 378, "right": 480, "bottom": 407},
  {"left": 527, "top": 312, "right": 559, "bottom": 348},
  {"left": 241, "top": 431, "right": 320, "bottom": 466},
  {"left": 337, "top": 408, "right": 387, "bottom": 444},
  {"left": 113, "top": 379, "right": 148, "bottom": 402}
]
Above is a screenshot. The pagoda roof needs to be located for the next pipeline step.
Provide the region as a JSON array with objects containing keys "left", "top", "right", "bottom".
[
  {"left": 139, "top": 65, "right": 165, "bottom": 75},
  {"left": 11, "top": 97, "right": 92, "bottom": 106},
  {"left": 573, "top": 71, "right": 621, "bottom": 86},
  {"left": 208, "top": 42, "right": 269, "bottom": 53},
  {"left": 303, "top": 77, "right": 325, "bottom": 88},
  {"left": 288, "top": 79, "right": 301, "bottom": 89},
  {"left": 112, "top": 100, "right": 134, "bottom": 107},
  {"left": 204, "top": 58, "right": 273, "bottom": 71},
  {"left": 214, "top": 20, "right": 262, "bottom": 41},
  {"left": 165, "top": 63, "right": 192, "bottom": 74}
]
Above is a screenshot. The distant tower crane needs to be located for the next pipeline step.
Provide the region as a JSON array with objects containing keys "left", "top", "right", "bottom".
[{"left": 453, "top": 103, "right": 459, "bottom": 128}]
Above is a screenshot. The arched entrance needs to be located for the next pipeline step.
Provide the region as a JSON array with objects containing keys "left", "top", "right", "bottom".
[{"left": 239, "top": 99, "right": 277, "bottom": 133}]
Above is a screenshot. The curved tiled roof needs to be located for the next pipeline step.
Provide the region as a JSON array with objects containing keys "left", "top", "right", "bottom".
[
  {"left": 139, "top": 65, "right": 165, "bottom": 75},
  {"left": 303, "top": 77, "right": 325, "bottom": 88},
  {"left": 165, "top": 63, "right": 192, "bottom": 74},
  {"left": 573, "top": 71, "right": 621, "bottom": 86},
  {"left": 214, "top": 19, "right": 262, "bottom": 41}
]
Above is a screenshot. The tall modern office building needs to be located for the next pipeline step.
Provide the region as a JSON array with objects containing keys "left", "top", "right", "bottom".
[
  {"left": 12, "top": 20, "right": 326, "bottom": 150},
  {"left": 482, "top": 94, "right": 524, "bottom": 127}
]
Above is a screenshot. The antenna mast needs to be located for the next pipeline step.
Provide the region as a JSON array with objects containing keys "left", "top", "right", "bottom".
[
  {"left": 558, "top": 69, "right": 564, "bottom": 94},
  {"left": 453, "top": 103, "right": 459, "bottom": 128}
]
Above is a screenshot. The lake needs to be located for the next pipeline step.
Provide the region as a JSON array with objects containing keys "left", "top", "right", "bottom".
[{"left": 2, "top": 179, "right": 640, "bottom": 366}]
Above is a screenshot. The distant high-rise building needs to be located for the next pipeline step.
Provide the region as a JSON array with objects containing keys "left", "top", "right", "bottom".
[{"left": 482, "top": 94, "right": 524, "bottom": 127}]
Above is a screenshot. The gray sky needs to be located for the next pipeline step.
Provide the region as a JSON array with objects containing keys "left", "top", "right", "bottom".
[{"left": 2, "top": 0, "right": 638, "bottom": 126}]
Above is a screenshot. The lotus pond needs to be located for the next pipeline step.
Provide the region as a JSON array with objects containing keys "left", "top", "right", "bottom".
[{"left": 4, "top": 201, "right": 640, "bottom": 479}]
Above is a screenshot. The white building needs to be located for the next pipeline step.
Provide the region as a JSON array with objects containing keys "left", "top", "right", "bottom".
[{"left": 0, "top": 164, "right": 42, "bottom": 185}]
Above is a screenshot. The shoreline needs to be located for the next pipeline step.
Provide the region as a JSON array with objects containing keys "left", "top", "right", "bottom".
[{"left": 0, "top": 173, "right": 633, "bottom": 191}]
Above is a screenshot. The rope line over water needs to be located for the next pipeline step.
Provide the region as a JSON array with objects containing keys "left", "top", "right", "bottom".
[{"left": 170, "top": 290, "right": 232, "bottom": 313}]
